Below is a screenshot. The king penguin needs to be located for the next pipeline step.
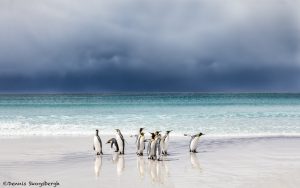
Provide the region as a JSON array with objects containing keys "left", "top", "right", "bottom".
[
  {"left": 93, "top": 129, "right": 103, "bottom": 155},
  {"left": 136, "top": 128, "right": 144, "bottom": 143},
  {"left": 136, "top": 128, "right": 145, "bottom": 154},
  {"left": 161, "top": 130, "right": 172, "bottom": 155},
  {"left": 155, "top": 132, "right": 163, "bottom": 161},
  {"left": 148, "top": 132, "right": 157, "bottom": 160},
  {"left": 106, "top": 138, "right": 119, "bottom": 152},
  {"left": 137, "top": 132, "right": 145, "bottom": 156},
  {"left": 115, "top": 129, "right": 125, "bottom": 155},
  {"left": 189, "top": 132, "right": 205, "bottom": 153}
]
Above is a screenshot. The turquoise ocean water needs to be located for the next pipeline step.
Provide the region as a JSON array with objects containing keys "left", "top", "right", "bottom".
[{"left": 0, "top": 93, "right": 300, "bottom": 136}]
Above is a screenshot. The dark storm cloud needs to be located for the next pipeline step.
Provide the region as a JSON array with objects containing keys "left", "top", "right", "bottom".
[{"left": 0, "top": 0, "right": 300, "bottom": 92}]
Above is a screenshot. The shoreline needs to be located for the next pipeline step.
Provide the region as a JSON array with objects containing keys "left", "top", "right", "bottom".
[{"left": 1, "top": 133, "right": 300, "bottom": 139}]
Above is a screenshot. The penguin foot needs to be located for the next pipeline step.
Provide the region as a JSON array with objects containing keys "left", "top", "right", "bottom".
[
  {"left": 96, "top": 152, "right": 100, "bottom": 155},
  {"left": 162, "top": 152, "right": 169, "bottom": 156}
]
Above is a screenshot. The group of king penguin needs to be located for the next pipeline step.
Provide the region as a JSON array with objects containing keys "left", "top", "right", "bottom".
[
  {"left": 93, "top": 128, "right": 205, "bottom": 159},
  {"left": 136, "top": 128, "right": 172, "bottom": 161}
]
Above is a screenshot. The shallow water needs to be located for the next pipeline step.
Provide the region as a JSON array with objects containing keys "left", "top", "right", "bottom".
[{"left": 1, "top": 93, "right": 300, "bottom": 136}]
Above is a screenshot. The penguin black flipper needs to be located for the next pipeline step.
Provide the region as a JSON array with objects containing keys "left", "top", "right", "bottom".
[
  {"left": 118, "top": 132, "right": 125, "bottom": 154},
  {"left": 97, "top": 135, "right": 102, "bottom": 149},
  {"left": 122, "top": 138, "right": 125, "bottom": 154}
]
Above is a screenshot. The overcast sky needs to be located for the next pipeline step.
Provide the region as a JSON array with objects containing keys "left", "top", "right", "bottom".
[{"left": 0, "top": 0, "right": 299, "bottom": 92}]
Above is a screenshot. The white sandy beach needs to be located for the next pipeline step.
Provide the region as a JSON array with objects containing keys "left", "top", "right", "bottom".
[{"left": 1, "top": 136, "right": 300, "bottom": 188}]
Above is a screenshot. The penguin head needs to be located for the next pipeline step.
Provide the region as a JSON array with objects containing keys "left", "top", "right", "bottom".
[
  {"left": 198, "top": 132, "right": 205, "bottom": 137},
  {"left": 156, "top": 134, "right": 161, "bottom": 139},
  {"left": 139, "top": 128, "right": 144, "bottom": 133},
  {"left": 166, "top": 130, "right": 173, "bottom": 134},
  {"left": 95, "top": 129, "right": 99, "bottom": 135},
  {"left": 106, "top": 138, "right": 113, "bottom": 144},
  {"left": 150, "top": 132, "right": 155, "bottom": 139},
  {"left": 115, "top": 129, "right": 120, "bottom": 133},
  {"left": 155, "top": 131, "right": 161, "bottom": 136}
]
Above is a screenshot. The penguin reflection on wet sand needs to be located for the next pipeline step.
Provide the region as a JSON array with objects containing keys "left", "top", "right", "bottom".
[
  {"left": 190, "top": 153, "right": 201, "bottom": 169},
  {"left": 94, "top": 156, "right": 102, "bottom": 177},
  {"left": 147, "top": 160, "right": 169, "bottom": 184},
  {"left": 93, "top": 129, "right": 103, "bottom": 155},
  {"left": 137, "top": 156, "right": 146, "bottom": 178},
  {"left": 117, "top": 155, "right": 125, "bottom": 176},
  {"left": 187, "top": 132, "right": 205, "bottom": 153},
  {"left": 115, "top": 129, "right": 125, "bottom": 155},
  {"left": 111, "top": 153, "right": 125, "bottom": 176}
]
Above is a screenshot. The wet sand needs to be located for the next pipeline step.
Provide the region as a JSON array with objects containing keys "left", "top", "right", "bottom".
[{"left": 1, "top": 136, "right": 300, "bottom": 188}]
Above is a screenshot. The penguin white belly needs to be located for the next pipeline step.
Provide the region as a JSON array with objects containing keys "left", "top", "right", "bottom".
[
  {"left": 156, "top": 139, "right": 161, "bottom": 158},
  {"left": 116, "top": 134, "right": 123, "bottom": 153},
  {"left": 164, "top": 136, "right": 169, "bottom": 151},
  {"left": 150, "top": 140, "right": 156, "bottom": 156},
  {"left": 160, "top": 141, "right": 164, "bottom": 152},
  {"left": 138, "top": 136, "right": 145, "bottom": 153},
  {"left": 137, "top": 135, "right": 141, "bottom": 150},
  {"left": 94, "top": 136, "right": 101, "bottom": 153},
  {"left": 190, "top": 137, "right": 200, "bottom": 151}
]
